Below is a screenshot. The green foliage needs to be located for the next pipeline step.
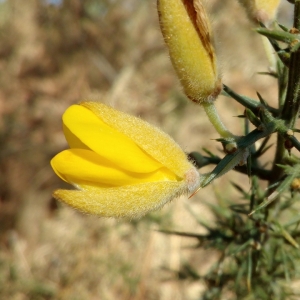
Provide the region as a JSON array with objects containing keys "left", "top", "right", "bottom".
[{"left": 161, "top": 1, "right": 300, "bottom": 299}]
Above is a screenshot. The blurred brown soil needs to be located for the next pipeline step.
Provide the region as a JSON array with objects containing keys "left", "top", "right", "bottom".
[{"left": 0, "top": 0, "right": 293, "bottom": 299}]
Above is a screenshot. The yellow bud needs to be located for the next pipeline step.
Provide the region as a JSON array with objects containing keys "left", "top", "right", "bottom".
[
  {"left": 291, "top": 178, "right": 300, "bottom": 191},
  {"left": 238, "top": 0, "right": 280, "bottom": 23},
  {"left": 158, "top": 0, "right": 221, "bottom": 104}
]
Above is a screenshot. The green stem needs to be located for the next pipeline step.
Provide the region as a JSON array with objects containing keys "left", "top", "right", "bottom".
[
  {"left": 269, "top": 1, "right": 300, "bottom": 187},
  {"left": 288, "top": 135, "right": 300, "bottom": 151},
  {"left": 202, "top": 102, "right": 234, "bottom": 139},
  {"left": 281, "top": 0, "right": 300, "bottom": 127},
  {"left": 270, "top": 135, "right": 286, "bottom": 184}
]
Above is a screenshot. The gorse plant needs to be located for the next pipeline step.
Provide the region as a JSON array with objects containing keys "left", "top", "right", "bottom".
[
  {"left": 158, "top": 0, "right": 300, "bottom": 299},
  {"left": 50, "top": 0, "right": 300, "bottom": 298}
]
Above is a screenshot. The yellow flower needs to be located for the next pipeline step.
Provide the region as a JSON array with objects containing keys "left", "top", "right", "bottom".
[
  {"left": 238, "top": 0, "right": 280, "bottom": 23},
  {"left": 51, "top": 101, "right": 200, "bottom": 219},
  {"left": 158, "top": 0, "right": 221, "bottom": 104}
]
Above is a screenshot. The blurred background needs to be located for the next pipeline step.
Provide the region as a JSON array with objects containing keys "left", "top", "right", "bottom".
[{"left": 0, "top": 0, "right": 293, "bottom": 299}]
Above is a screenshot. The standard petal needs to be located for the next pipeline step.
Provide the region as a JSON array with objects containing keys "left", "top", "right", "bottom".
[
  {"left": 51, "top": 149, "right": 178, "bottom": 187},
  {"left": 81, "top": 102, "right": 193, "bottom": 179},
  {"left": 63, "top": 124, "right": 89, "bottom": 150},
  {"left": 53, "top": 181, "right": 186, "bottom": 219},
  {"left": 63, "top": 105, "right": 163, "bottom": 173}
]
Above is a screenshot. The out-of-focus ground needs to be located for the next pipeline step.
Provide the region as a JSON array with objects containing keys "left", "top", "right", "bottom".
[{"left": 0, "top": 0, "right": 294, "bottom": 299}]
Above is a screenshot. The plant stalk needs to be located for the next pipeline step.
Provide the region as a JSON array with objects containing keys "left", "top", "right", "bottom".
[
  {"left": 281, "top": 0, "right": 300, "bottom": 127},
  {"left": 202, "top": 102, "right": 235, "bottom": 139},
  {"left": 269, "top": 1, "right": 300, "bottom": 187}
]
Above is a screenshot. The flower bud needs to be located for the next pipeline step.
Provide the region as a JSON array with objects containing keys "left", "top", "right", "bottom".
[
  {"left": 238, "top": 0, "right": 280, "bottom": 23},
  {"left": 158, "top": 0, "right": 221, "bottom": 104},
  {"left": 291, "top": 178, "right": 300, "bottom": 191}
]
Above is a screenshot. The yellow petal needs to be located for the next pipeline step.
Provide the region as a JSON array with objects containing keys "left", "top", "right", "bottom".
[
  {"left": 53, "top": 181, "right": 186, "bottom": 219},
  {"left": 63, "top": 105, "right": 163, "bottom": 173},
  {"left": 51, "top": 149, "right": 178, "bottom": 187},
  {"left": 63, "top": 124, "right": 89, "bottom": 150},
  {"left": 81, "top": 102, "right": 193, "bottom": 180}
]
